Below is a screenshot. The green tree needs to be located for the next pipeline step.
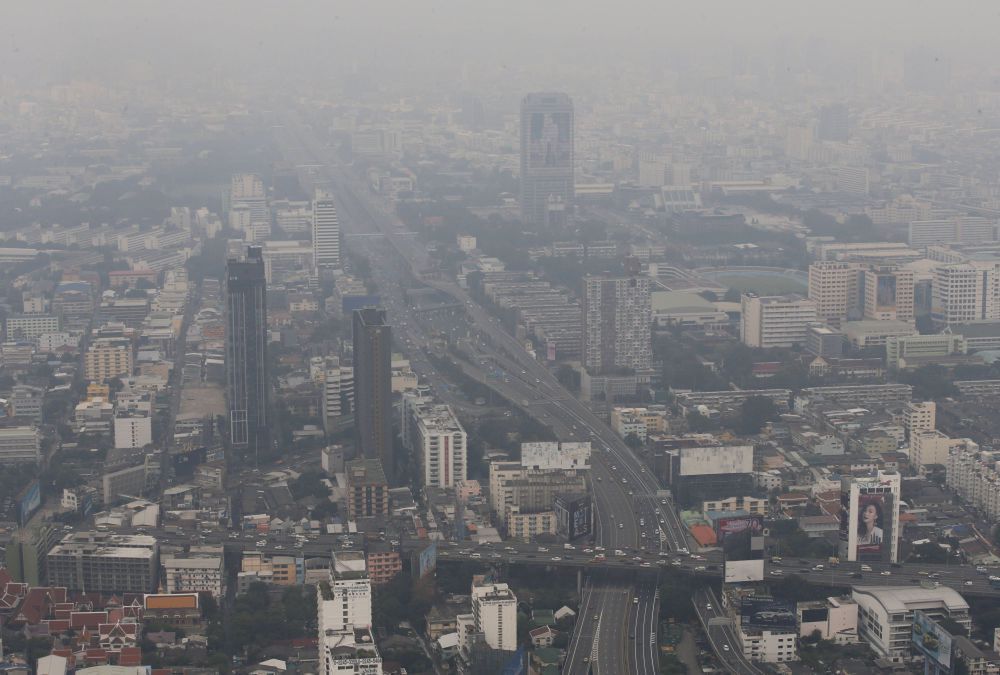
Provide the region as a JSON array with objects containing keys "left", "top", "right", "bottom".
[
  {"left": 624, "top": 433, "right": 643, "bottom": 450},
  {"left": 736, "top": 396, "right": 779, "bottom": 435}
]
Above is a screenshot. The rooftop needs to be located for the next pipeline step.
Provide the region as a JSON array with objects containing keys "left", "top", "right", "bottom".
[{"left": 852, "top": 586, "right": 969, "bottom": 613}]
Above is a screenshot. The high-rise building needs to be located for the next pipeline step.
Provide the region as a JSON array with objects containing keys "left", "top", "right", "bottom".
[
  {"left": 863, "top": 265, "right": 915, "bottom": 322},
  {"left": 808, "top": 261, "right": 862, "bottom": 325},
  {"left": 353, "top": 308, "right": 393, "bottom": 479},
  {"left": 838, "top": 471, "right": 901, "bottom": 563},
  {"left": 312, "top": 190, "right": 340, "bottom": 271},
  {"left": 322, "top": 357, "right": 354, "bottom": 433},
  {"left": 471, "top": 582, "right": 518, "bottom": 652},
  {"left": 818, "top": 103, "right": 850, "bottom": 142},
  {"left": 345, "top": 459, "right": 389, "bottom": 519},
  {"left": 903, "top": 402, "right": 936, "bottom": 440},
  {"left": 932, "top": 262, "right": 1000, "bottom": 324},
  {"left": 740, "top": 294, "right": 818, "bottom": 349},
  {"left": 317, "top": 550, "right": 381, "bottom": 675},
  {"left": 413, "top": 403, "right": 467, "bottom": 489},
  {"left": 520, "top": 92, "right": 574, "bottom": 227},
  {"left": 83, "top": 340, "right": 133, "bottom": 382},
  {"left": 225, "top": 247, "right": 269, "bottom": 453},
  {"left": 582, "top": 272, "right": 652, "bottom": 374},
  {"left": 229, "top": 173, "right": 268, "bottom": 227},
  {"left": 47, "top": 532, "right": 159, "bottom": 594}
]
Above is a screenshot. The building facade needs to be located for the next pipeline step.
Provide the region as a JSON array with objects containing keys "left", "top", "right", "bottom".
[
  {"left": 520, "top": 92, "right": 574, "bottom": 227},
  {"left": 225, "top": 246, "right": 269, "bottom": 453},
  {"left": 312, "top": 190, "right": 341, "bottom": 271},
  {"left": 582, "top": 273, "right": 652, "bottom": 374},
  {"left": 353, "top": 308, "right": 393, "bottom": 479},
  {"left": 741, "top": 293, "right": 819, "bottom": 349}
]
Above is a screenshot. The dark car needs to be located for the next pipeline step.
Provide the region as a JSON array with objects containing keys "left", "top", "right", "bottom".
[{"left": 852, "top": 572, "right": 863, "bottom": 579}]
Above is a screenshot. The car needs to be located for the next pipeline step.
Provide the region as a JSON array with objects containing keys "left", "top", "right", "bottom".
[
  {"left": 671, "top": 560, "right": 682, "bottom": 566},
  {"left": 851, "top": 572, "right": 863, "bottom": 579},
  {"left": 695, "top": 565, "right": 706, "bottom": 571},
  {"left": 471, "top": 553, "right": 481, "bottom": 558},
  {"left": 538, "top": 547, "right": 548, "bottom": 552},
  {"left": 633, "top": 597, "right": 640, "bottom": 604},
  {"left": 705, "top": 603, "right": 712, "bottom": 610},
  {"left": 661, "top": 499, "right": 667, "bottom": 505},
  {"left": 660, "top": 518, "right": 665, "bottom": 524},
  {"left": 881, "top": 571, "right": 891, "bottom": 576},
  {"left": 641, "top": 562, "right": 652, "bottom": 567},
  {"left": 770, "top": 570, "right": 784, "bottom": 576},
  {"left": 966, "top": 580, "right": 974, "bottom": 586},
  {"left": 593, "top": 614, "right": 599, "bottom": 621},
  {"left": 621, "top": 478, "right": 627, "bottom": 484},
  {"left": 618, "top": 523, "right": 624, "bottom": 529},
  {"left": 550, "top": 556, "right": 562, "bottom": 561},
  {"left": 597, "top": 476, "right": 602, "bottom": 482},
  {"left": 629, "top": 632, "right": 635, "bottom": 640},
  {"left": 584, "top": 548, "right": 594, "bottom": 553},
  {"left": 505, "top": 546, "right": 515, "bottom": 551},
  {"left": 723, "top": 645, "right": 730, "bottom": 652}
]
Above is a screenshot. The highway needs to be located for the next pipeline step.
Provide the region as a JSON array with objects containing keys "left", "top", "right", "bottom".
[{"left": 274, "top": 116, "right": 667, "bottom": 674}]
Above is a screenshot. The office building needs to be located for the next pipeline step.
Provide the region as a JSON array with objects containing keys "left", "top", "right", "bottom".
[
  {"left": 318, "top": 551, "right": 373, "bottom": 633},
  {"left": 410, "top": 403, "right": 467, "bottom": 489},
  {"left": 886, "top": 333, "right": 966, "bottom": 370},
  {"left": 262, "top": 240, "right": 315, "bottom": 285},
  {"left": 741, "top": 293, "right": 818, "bottom": 349},
  {"left": 6, "top": 523, "right": 61, "bottom": 584},
  {"left": 345, "top": 459, "right": 389, "bottom": 519},
  {"left": 163, "top": 555, "right": 225, "bottom": 597},
  {"left": 471, "top": 581, "right": 518, "bottom": 652},
  {"left": 808, "top": 261, "right": 861, "bottom": 325},
  {"left": 838, "top": 471, "right": 901, "bottom": 563},
  {"left": 353, "top": 308, "right": 393, "bottom": 479},
  {"left": 113, "top": 412, "right": 152, "bottom": 449},
  {"left": 520, "top": 92, "right": 574, "bottom": 227},
  {"left": 582, "top": 272, "right": 652, "bottom": 374},
  {"left": 0, "top": 426, "right": 40, "bottom": 464},
  {"left": 852, "top": 586, "right": 970, "bottom": 662},
  {"left": 46, "top": 532, "right": 159, "bottom": 594},
  {"left": 4, "top": 314, "right": 59, "bottom": 342},
  {"left": 863, "top": 265, "right": 914, "bottom": 322},
  {"left": 909, "top": 217, "right": 997, "bottom": 248},
  {"left": 737, "top": 628, "right": 798, "bottom": 663},
  {"left": 225, "top": 246, "right": 269, "bottom": 453},
  {"left": 322, "top": 357, "right": 355, "bottom": 432},
  {"left": 313, "top": 190, "right": 341, "bottom": 271},
  {"left": 229, "top": 173, "right": 268, "bottom": 227},
  {"left": 932, "top": 262, "right": 1000, "bottom": 325},
  {"left": 84, "top": 341, "right": 133, "bottom": 382}
]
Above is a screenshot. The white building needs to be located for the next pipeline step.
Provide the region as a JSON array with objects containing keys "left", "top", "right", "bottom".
[
  {"left": 836, "top": 166, "right": 869, "bottom": 196},
  {"left": 932, "top": 262, "right": 1000, "bottom": 325},
  {"left": 520, "top": 441, "right": 591, "bottom": 471},
  {"left": 903, "top": 402, "right": 936, "bottom": 440},
  {"left": 312, "top": 190, "right": 340, "bottom": 271},
  {"left": 113, "top": 412, "right": 152, "bottom": 449},
  {"left": 0, "top": 426, "right": 40, "bottom": 464},
  {"left": 262, "top": 241, "right": 315, "bottom": 285},
  {"left": 911, "top": 431, "right": 973, "bottom": 469},
  {"left": 415, "top": 403, "right": 467, "bottom": 488},
  {"left": 737, "top": 628, "right": 798, "bottom": 663},
  {"left": 838, "top": 471, "right": 901, "bottom": 563},
  {"left": 5, "top": 314, "right": 60, "bottom": 342},
  {"left": 946, "top": 444, "right": 1000, "bottom": 522},
  {"left": 582, "top": 273, "right": 652, "bottom": 374},
  {"left": 741, "top": 293, "right": 818, "bottom": 348},
  {"left": 163, "top": 556, "right": 225, "bottom": 597},
  {"left": 886, "top": 333, "right": 967, "bottom": 369},
  {"left": 808, "top": 261, "right": 861, "bottom": 325},
  {"left": 322, "top": 359, "right": 354, "bottom": 432},
  {"left": 317, "top": 551, "right": 380, "bottom": 675},
  {"left": 471, "top": 582, "right": 518, "bottom": 652},
  {"left": 797, "top": 597, "right": 860, "bottom": 644},
  {"left": 863, "top": 265, "right": 914, "bottom": 322},
  {"left": 851, "top": 586, "right": 970, "bottom": 662}
]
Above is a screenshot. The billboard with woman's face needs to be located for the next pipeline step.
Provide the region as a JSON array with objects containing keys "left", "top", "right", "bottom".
[{"left": 856, "top": 494, "right": 889, "bottom": 561}]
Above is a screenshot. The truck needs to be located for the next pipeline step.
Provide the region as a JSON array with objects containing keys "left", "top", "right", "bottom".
[{"left": 828, "top": 557, "right": 840, "bottom": 566}]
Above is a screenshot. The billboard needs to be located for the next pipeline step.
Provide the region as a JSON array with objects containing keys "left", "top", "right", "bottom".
[
  {"left": 554, "top": 494, "right": 593, "bottom": 541},
  {"left": 17, "top": 480, "right": 41, "bottom": 527},
  {"left": 418, "top": 543, "right": 437, "bottom": 578},
  {"left": 912, "top": 610, "right": 952, "bottom": 671},
  {"left": 527, "top": 112, "right": 572, "bottom": 169},
  {"left": 839, "top": 486, "right": 895, "bottom": 563},
  {"left": 876, "top": 274, "right": 897, "bottom": 308},
  {"left": 740, "top": 597, "right": 797, "bottom": 632},
  {"left": 717, "top": 514, "right": 765, "bottom": 561},
  {"left": 678, "top": 445, "right": 753, "bottom": 477},
  {"left": 725, "top": 559, "right": 765, "bottom": 583}
]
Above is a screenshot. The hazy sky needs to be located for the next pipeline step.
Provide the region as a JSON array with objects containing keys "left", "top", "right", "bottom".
[{"left": 4, "top": 1, "right": 1000, "bottom": 86}]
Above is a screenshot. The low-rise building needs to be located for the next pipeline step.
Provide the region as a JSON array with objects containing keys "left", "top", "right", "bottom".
[
  {"left": 0, "top": 426, "right": 40, "bottom": 464},
  {"left": 163, "top": 555, "right": 225, "bottom": 598},
  {"left": 853, "top": 586, "right": 971, "bottom": 662},
  {"left": 797, "top": 596, "right": 859, "bottom": 644}
]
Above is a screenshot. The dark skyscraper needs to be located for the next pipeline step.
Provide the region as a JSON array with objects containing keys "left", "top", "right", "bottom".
[
  {"left": 520, "top": 92, "right": 574, "bottom": 228},
  {"left": 225, "top": 246, "right": 269, "bottom": 455},
  {"left": 353, "top": 307, "right": 393, "bottom": 480}
]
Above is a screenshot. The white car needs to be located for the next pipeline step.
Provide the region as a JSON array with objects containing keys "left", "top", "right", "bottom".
[{"left": 723, "top": 645, "right": 730, "bottom": 652}]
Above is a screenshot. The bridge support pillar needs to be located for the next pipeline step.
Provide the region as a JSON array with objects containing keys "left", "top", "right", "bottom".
[{"left": 577, "top": 569, "right": 582, "bottom": 597}]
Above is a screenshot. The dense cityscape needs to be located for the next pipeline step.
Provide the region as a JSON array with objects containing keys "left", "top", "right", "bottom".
[{"left": 5, "top": 2, "right": 1000, "bottom": 674}]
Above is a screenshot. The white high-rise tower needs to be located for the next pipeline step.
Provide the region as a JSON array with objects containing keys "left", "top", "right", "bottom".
[{"left": 313, "top": 190, "right": 340, "bottom": 271}]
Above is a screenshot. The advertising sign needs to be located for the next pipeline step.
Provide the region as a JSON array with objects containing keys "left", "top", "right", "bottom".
[
  {"left": 725, "top": 559, "right": 765, "bottom": 584},
  {"left": 717, "top": 514, "right": 765, "bottom": 561},
  {"left": 418, "top": 543, "right": 437, "bottom": 578},
  {"left": 17, "top": 480, "right": 41, "bottom": 527},
  {"left": 740, "top": 597, "right": 797, "bottom": 631},
  {"left": 856, "top": 493, "right": 891, "bottom": 562},
  {"left": 554, "top": 494, "right": 593, "bottom": 541},
  {"left": 527, "top": 112, "right": 572, "bottom": 169},
  {"left": 911, "top": 610, "right": 952, "bottom": 671}
]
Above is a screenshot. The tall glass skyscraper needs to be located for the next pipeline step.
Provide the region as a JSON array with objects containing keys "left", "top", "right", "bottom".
[
  {"left": 520, "top": 92, "right": 574, "bottom": 227},
  {"left": 225, "top": 246, "right": 269, "bottom": 455}
]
